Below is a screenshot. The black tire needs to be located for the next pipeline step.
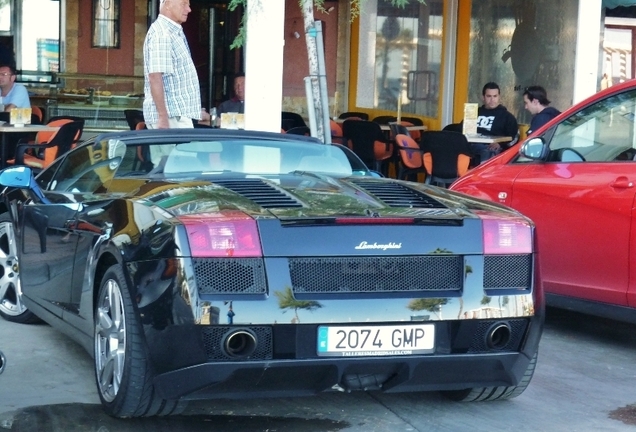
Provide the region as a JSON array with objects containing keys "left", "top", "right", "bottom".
[
  {"left": 94, "top": 263, "right": 187, "bottom": 418},
  {"left": 442, "top": 352, "right": 538, "bottom": 402},
  {"left": 0, "top": 213, "right": 40, "bottom": 324}
]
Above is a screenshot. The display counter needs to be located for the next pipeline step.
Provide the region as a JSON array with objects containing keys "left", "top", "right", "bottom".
[{"left": 23, "top": 72, "right": 143, "bottom": 131}]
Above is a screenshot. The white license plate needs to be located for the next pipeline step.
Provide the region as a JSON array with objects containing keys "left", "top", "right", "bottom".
[{"left": 317, "top": 324, "right": 435, "bottom": 357}]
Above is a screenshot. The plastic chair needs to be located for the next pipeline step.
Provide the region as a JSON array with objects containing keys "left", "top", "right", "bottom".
[
  {"left": 400, "top": 120, "right": 421, "bottom": 142},
  {"left": 394, "top": 133, "right": 426, "bottom": 181},
  {"left": 371, "top": 115, "right": 398, "bottom": 125},
  {"left": 8, "top": 120, "right": 84, "bottom": 170},
  {"left": 442, "top": 122, "right": 463, "bottom": 133},
  {"left": 124, "top": 109, "right": 145, "bottom": 131},
  {"left": 400, "top": 116, "right": 424, "bottom": 126},
  {"left": 330, "top": 119, "right": 345, "bottom": 145},
  {"left": 30, "top": 105, "right": 44, "bottom": 124},
  {"left": 338, "top": 112, "right": 369, "bottom": 121},
  {"left": 341, "top": 119, "right": 393, "bottom": 173},
  {"left": 286, "top": 126, "right": 310, "bottom": 136},
  {"left": 281, "top": 111, "right": 307, "bottom": 131},
  {"left": 419, "top": 130, "right": 473, "bottom": 188}
]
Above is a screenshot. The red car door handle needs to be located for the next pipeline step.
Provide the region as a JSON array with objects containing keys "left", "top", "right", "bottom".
[{"left": 610, "top": 177, "right": 635, "bottom": 189}]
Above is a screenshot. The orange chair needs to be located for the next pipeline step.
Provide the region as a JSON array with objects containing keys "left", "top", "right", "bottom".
[
  {"left": 330, "top": 119, "right": 345, "bottom": 145},
  {"left": 8, "top": 120, "right": 84, "bottom": 170},
  {"left": 400, "top": 120, "right": 421, "bottom": 142},
  {"left": 394, "top": 133, "right": 426, "bottom": 180},
  {"left": 30, "top": 105, "right": 44, "bottom": 124},
  {"left": 420, "top": 131, "right": 472, "bottom": 188}
]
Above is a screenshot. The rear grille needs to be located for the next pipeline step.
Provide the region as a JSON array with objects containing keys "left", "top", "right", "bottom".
[
  {"left": 193, "top": 258, "right": 267, "bottom": 294},
  {"left": 484, "top": 255, "right": 532, "bottom": 289},
  {"left": 349, "top": 180, "right": 446, "bottom": 208},
  {"left": 289, "top": 256, "right": 463, "bottom": 294},
  {"left": 213, "top": 179, "right": 303, "bottom": 208},
  {"left": 201, "top": 326, "right": 273, "bottom": 361}
]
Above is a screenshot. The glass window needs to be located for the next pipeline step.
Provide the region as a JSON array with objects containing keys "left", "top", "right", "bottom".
[
  {"left": 0, "top": 1, "right": 9, "bottom": 32},
  {"left": 21, "top": 0, "right": 60, "bottom": 73},
  {"left": 93, "top": 0, "right": 120, "bottom": 49},
  {"left": 356, "top": 0, "right": 443, "bottom": 118},
  {"left": 548, "top": 89, "right": 636, "bottom": 162}
]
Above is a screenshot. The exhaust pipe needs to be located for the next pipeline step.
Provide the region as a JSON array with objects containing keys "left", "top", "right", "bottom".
[
  {"left": 0, "top": 350, "right": 5, "bottom": 374},
  {"left": 223, "top": 329, "right": 257, "bottom": 359},
  {"left": 486, "top": 322, "right": 511, "bottom": 350}
]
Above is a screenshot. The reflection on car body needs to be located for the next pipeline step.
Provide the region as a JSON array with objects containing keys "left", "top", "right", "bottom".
[{"left": 0, "top": 129, "right": 542, "bottom": 418}]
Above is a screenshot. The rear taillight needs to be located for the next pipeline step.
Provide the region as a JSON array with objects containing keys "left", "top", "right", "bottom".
[
  {"left": 178, "top": 212, "right": 262, "bottom": 257},
  {"left": 480, "top": 214, "right": 532, "bottom": 254}
]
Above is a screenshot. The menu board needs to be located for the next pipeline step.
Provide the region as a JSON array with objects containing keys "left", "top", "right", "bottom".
[
  {"left": 10, "top": 108, "right": 32, "bottom": 126},
  {"left": 462, "top": 103, "right": 478, "bottom": 135},
  {"left": 220, "top": 112, "right": 245, "bottom": 129}
]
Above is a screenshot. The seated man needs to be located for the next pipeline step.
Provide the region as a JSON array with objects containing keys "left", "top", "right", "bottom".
[
  {"left": 218, "top": 73, "right": 245, "bottom": 116},
  {"left": 0, "top": 63, "right": 30, "bottom": 111},
  {"left": 471, "top": 82, "right": 519, "bottom": 163}
]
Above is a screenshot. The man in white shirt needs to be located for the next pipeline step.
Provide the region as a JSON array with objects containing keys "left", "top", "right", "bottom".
[{"left": 0, "top": 64, "right": 30, "bottom": 111}]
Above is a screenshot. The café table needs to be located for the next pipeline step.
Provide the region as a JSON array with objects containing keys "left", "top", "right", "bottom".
[
  {"left": 464, "top": 134, "right": 512, "bottom": 144},
  {"left": 0, "top": 123, "right": 60, "bottom": 169},
  {"left": 380, "top": 124, "right": 428, "bottom": 132}
]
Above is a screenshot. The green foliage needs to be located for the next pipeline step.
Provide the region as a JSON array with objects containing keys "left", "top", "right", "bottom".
[
  {"left": 275, "top": 287, "right": 323, "bottom": 311},
  {"left": 407, "top": 298, "right": 448, "bottom": 313},
  {"left": 228, "top": 0, "right": 426, "bottom": 48}
]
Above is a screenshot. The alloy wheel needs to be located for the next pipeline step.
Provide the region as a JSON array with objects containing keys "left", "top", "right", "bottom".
[
  {"left": 0, "top": 221, "right": 24, "bottom": 317},
  {"left": 94, "top": 278, "right": 126, "bottom": 403}
]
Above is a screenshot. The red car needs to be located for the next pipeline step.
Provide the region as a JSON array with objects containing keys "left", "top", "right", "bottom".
[{"left": 451, "top": 79, "right": 636, "bottom": 323}]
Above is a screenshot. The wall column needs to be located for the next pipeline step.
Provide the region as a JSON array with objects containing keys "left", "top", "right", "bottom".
[{"left": 245, "top": 0, "right": 285, "bottom": 132}]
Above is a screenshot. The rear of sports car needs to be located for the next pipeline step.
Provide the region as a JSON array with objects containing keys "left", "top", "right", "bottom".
[{"left": 132, "top": 176, "right": 543, "bottom": 403}]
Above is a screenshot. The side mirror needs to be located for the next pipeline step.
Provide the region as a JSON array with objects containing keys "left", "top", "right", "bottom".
[
  {"left": 0, "top": 166, "right": 34, "bottom": 188},
  {"left": 0, "top": 166, "right": 50, "bottom": 204},
  {"left": 520, "top": 137, "right": 548, "bottom": 160}
]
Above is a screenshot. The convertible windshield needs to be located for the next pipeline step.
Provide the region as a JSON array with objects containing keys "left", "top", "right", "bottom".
[{"left": 116, "top": 139, "right": 361, "bottom": 178}]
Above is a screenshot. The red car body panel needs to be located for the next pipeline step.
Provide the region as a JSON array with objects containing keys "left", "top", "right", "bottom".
[{"left": 452, "top": 79, "right": 636, "bottom": 314}]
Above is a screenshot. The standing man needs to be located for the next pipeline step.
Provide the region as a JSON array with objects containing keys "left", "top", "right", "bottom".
[
  {"left": 218, "top": 73, "right": 245, "bottom": 114},
  {"left": 143, "top": 0, "right": 201, "bottom": 129},
  {"left": 474, "top": 82, "right": 519, "bottom": 162},
  {"left": 523, "top": 85, "right": 561, "bottom": 135},
  {"left": 0, "top": 64, "right": 30, "bottom": 111}
]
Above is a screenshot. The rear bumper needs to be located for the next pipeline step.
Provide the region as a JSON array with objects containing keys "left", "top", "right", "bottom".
[{"left": 153, "top": 350, "right": 535, "bottom": 400}]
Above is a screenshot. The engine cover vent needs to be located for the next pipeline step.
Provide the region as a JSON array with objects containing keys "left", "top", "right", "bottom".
[
  {"left": 214, "top": 179, "right": 303, "bottom": 208},
  {"left": 349, "top": 180, "right": 446, "bottom": 209}
]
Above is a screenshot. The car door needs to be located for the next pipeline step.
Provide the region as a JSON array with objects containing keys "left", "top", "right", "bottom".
[
  {"left": 509, "top": 88, "right": 636, "bottom": 306},
  {"left": 17, "top": 192, "right": 80, "bottom": 317}
]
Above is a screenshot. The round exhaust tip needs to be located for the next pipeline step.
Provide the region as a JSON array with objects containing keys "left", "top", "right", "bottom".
[
  {"left": 223, "top": 329, "right": 257, "bottom": 359},
  {"left": 486, "top": 322, "right": 511, "bottom": 350},
  {"left": 0, "top": 351, "right": 5, "bottom": 375}
]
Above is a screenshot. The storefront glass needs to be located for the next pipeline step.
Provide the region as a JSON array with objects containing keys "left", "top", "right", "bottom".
[
  {"left": 20, "top": 0, "right": 60, "bottom": 73},
  {"left": 356, "top": 0, "right": 443, "bottom": 118}
]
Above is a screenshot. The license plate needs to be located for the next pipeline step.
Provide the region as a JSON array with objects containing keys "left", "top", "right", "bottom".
[{"left": 317, "top": 324, "right": 434, "bottom": 357}]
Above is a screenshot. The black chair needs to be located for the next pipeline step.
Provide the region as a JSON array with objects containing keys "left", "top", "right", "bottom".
[
  {"left": 419, "top": 131, "right": 472, "bottom": 188},
  {"left": 342, "top": 119, "right": 393, "bottom": 173},
  {"left": 371, "top": 115, "right": 397, "bottom": 125},
  {"left": 285, "top": 126, "right": 310, "bottom": 135},
  {"left": 124, "top": 109, "right": 145, "bottom": 131},
  {"left": 388, "top": 122, "right": 410, "bottom": 139},
  {"left": 442, "top": 122, "right": 463, "bottom": 133},
  {"left": 281, "top": 111, "right": 307, "bottom": 131},
  {"left": 400, "top": 116, "right": 424, "bottom": 126},
  {"left": 338, "top": 111, "right": 369, "bottom": 121}
]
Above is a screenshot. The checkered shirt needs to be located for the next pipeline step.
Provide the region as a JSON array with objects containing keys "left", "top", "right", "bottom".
[{"left": 143, "top": 15, "right": 201, "bottom": 124}]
